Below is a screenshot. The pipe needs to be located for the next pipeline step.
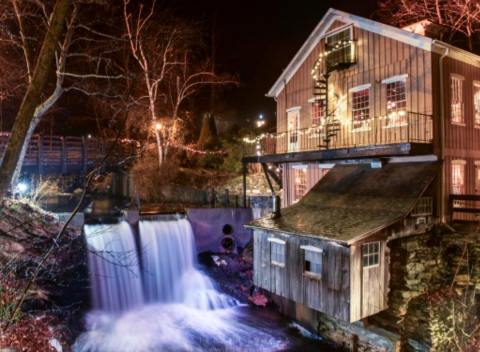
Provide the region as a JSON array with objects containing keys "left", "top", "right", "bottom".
[{"left": 432, "top": 40, "right": 449, "bottom": 223}]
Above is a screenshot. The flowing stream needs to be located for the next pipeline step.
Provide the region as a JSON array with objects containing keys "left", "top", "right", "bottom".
[{"left": 74, "top": 218, "right": 330, "bottom": 352}]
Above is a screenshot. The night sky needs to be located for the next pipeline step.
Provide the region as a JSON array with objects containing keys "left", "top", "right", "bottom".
[{"left": 168, "top": 0, "right": 378, "bottom": 127}]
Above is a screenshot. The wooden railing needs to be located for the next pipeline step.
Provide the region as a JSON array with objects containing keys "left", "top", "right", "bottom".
[
  {"left": 0, "top": 132, "right": 138, "bottom": 175},
  {"left": 449, "top": 194, "right": 480, "bottom": 221},
  {"left": 244, "top": 112, "right": 433, "bottom": 157},
  {"left": 411, "top": 197, "right": 433, "bottom": 217}
]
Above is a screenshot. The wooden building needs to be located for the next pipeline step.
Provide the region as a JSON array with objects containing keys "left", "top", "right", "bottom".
[{"left": 243, "top": 8, "right": 480, "bottom": 324}]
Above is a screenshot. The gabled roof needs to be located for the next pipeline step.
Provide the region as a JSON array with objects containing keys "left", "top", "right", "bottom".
[
  {"left": 247, "top": 161, "right": 439, "bottom": 245},
  {"left": 267, "top": 8, "right": 480, "bottom": 98}
]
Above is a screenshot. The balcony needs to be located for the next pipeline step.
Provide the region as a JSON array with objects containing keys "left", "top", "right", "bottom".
[{"left": 243, "top": 112, "right": 433, "bottom": 162}]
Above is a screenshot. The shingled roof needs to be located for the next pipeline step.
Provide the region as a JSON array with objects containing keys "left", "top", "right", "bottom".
[{"left": 247, "top": 162, "right": 439, "bottom": 245}]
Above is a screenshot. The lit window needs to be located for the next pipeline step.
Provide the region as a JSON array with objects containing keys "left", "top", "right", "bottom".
[
  {"left": 386, "top": 79, "right": 407, "bottom": 126},
  {"left": 287, "top": 109, "right": 300, "bottom": 145},
  {"left": 301, "top": 246, "right": 323, "bottom": 277},
  {"left": 362, "top": 242, "right": 380, "bottom": 268},
  {"left": 451, "top": 75, "right": 464, "bottom": 124},
  {"left": 293, "top": 167, "right": 307, "bottom": 202},
  {"left": 351, "top": 87, "right": 370, "bottom": 129},
  {"left": 474, "top": 83, "right": 480, "bottom": 128},
  {"left": 325, "top": 27, "right": 354, "bottom": 69},
  {"left": 475, "top": 161, "right": 480, "bottom": 194},
  {"left": 451, "top": 160, "right": 466, "bottom": 194},
  {"left": 311, "top": 100, "right": 326, "bottom": 126},
  {"left": 269, "top": 239, "right": 285, "bottom": 266}
]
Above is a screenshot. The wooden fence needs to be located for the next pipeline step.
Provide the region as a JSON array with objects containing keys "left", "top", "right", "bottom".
[{"left": 0, "top": 132, "right": 138, "bottom": 175}]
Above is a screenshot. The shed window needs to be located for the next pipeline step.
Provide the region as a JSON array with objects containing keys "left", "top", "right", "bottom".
[
  {"left": 301, "top": 246, "right": 323, "bottom": 277},
  {"left": 474, "top": 83, "right": 480, "bottom": 128},
  {"left": 385, "top": 79, "right": 407, "bottom": 126},
  {"left": 293, "top": 167, "right": 307, "bottom": 203},
  {"left": 451, "top": 160, "right": 466, "bottom": 194},
  {"left": 269, "top": 239, "right": 285, "bottom": 266},
  {"left": 351, "top": 87, "right": 370, "bottom": 129},
  {"left": 311, "top": 100, "right": 326, "bottom": 126},
  {"left": 451, "top": 75, "right": 464, "bottom": 125},
  {"left": 325, "top": 27, "right": 354, "bottom": 69},
  {"left": 362, "top": 242, "right": 380, "bottom": 268}
]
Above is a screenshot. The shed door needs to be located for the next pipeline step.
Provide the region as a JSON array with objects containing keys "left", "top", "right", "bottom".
[{"left": 361, "top": 241, "right": 383, "bottom": 317}]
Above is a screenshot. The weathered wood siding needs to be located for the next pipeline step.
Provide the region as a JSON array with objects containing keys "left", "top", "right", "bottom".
[
  {"left": 281, "top": 162, "right": 330, "bottom": 207},
  {"left": 276, "top": 25, "right": 433, "bottom": 135},
  {"left": 432, "top": 54, "right": 480, "bottom": 219},
  {"left": 253, "top": 229, "right": 351, "bottom": 321}
]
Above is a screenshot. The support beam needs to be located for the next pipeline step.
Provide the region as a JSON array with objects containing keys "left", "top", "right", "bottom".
[
  {"left": 242, "top": 162, "right": 247, "bottom": 208},
  {"left": 261, "top": 163, "right": 275, "bottom": 196}
]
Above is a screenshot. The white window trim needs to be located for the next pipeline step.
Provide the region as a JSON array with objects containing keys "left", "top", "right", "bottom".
[
  {"left": 286, "top": 106, "right": 302, "bottom": 113},
  {"left": 381, "top": 74, "right": 408, "bottom": 84},
  {"left": 318, "top": 163, "right": 335, "bottom": 169},
  {"left": 362, "top": 241, "right": 381, "bottom": 269},
  {"left": 450, "top": 74, "right": 465, "bottom": 126},
  {"left": 473, "top": 81, "right": 480, "bottom": 128},
  {"left": 300, "top": 245, "right": 323, "bottom": 254},
  {"left": 451, "top": 73, "right": 465, "bottom": 81},
  {"left": 307, "top": 97, "right": 316, "bottom": 103},
  {"left": 267, "top": 237, "right": 286, "bottom": 245},
  {"left": 349, "top": 83, "right": 371, "bottom": 93},
  {"left": 452, "top": 159, "right": 467, "bottom": 165},
  {"left": 324, "top": 24, "right": 353, "bottom": 42},
  {"left": 292, "top": 163, "right": 308, "bottom": 170}
]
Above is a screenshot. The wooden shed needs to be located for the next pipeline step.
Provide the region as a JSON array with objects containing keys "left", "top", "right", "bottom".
[{"left": 247, "top": 160, "right": 438, "bottom": 322}]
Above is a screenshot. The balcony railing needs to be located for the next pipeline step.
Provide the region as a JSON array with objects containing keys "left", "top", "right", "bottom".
[{"left": 243, "top": 112, "right": 433, "bottom": 157}]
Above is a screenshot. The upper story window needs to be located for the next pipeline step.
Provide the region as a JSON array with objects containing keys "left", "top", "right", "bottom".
[
  {"left": 293, "top": 166, "right": 307, "bottom": 203},
  {"left": 362, "top": 242, "right": 380, "bottom": 268},
  {"left": 325, "top": 26, "right": 354, "bottom": 69},
  {"left": 451, "top": 159, "right": 466, "bottom": 194},
  {"left": 311, "top": 99, "right": 326, "bottom": 126},
  {"left": 474, "top": 82, "right": 480, "bottom": 128},
  {"left": 351, "top": 85, "right": 370, "bottom": 130},
  {"left": 451, "top": 75, "right": 464, "bottom": 125},
  {"left": 383, "top": 75, "right": 408, "bottom": 127},
  {"left": 268, "top": 238, "right": 286, "bottom": 267},
  {"left": 301, "top": 245, "right": 323, "bottom": 278}
]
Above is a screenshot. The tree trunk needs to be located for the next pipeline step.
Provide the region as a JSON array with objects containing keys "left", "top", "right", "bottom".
[
  {"left": 154, "top": 129, "right": 163, "bottom": 167},
  {"left": 0, "top": 0, "right": 70, "bottom": 199}
]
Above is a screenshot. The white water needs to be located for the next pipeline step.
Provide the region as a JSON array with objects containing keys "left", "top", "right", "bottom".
[
  {"left": 75, "top": 218, "right": 289, "bottom": 352},
  {"left": 84, "top": 222, "right": 143, "bottom": 312},
  {"left": 140, "top": 219, "right": 236, "bottom": 310}
]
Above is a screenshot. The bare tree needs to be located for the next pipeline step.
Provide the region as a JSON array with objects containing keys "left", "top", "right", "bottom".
[
  {"left": 0, "top": 0, "right": 70, "bottom": 200},
  {"left": 0, "top": 1, "right": 127, "bottom": 198},
  {"left": 377, "top": 0, "right": 480, "bottom": 50},
  {"left": 123, "top": 0, "right": 237, "bottom": 166}
]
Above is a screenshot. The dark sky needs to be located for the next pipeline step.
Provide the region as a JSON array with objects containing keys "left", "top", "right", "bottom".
[{"left": 168, "top": 0, "right": 378, "bottom": 126}]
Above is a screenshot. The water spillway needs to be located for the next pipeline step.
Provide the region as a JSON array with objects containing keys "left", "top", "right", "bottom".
[
  {"left": 139, "top": 218, "right": 236, "bottom": 309},
  {"left": 84, "top": 222, "right": 143, "bottom": 312}
]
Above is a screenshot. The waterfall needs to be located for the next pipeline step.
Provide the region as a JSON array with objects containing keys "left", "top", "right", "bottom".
[
  {"left": 139, "top": 218, "right": 236, "bottom": 310},
  {"left": 76, "top": 217, "right": 289, "bottom": 352},
  {"left": 84, "top": 222, "right": 144, "bottom": 312}
]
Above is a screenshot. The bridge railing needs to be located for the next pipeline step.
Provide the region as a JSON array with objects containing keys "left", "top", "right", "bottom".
[{"left": 0, "top": 132, "right": 139, "bottom": 175}]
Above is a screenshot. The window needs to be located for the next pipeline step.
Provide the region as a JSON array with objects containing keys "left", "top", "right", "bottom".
[
  {"left": 269, "top": 238, "right": 285, "bottom": 266},
  {"left": 287, "top": 108, "right": 300, "bottom": 147},
  {"left": 301, "top": 246, "right": 323, "bottom": 278},
  {"left": 451, "top": 160, "right": 466, "bottom": 194},
  {"left": 293, "top": 167, "right": 307, "bottom": 202},
  {"left": 385, "top": 78, "right": 407, "bottom": 126},
  {"left": 451, "top": 75, "right": 464, "bottom": 124},
  {"left": 362, "top": 242, "right": 380, "bottom": 268},
  {"left": 351, "top": 86, "right": 370, "bottom": 129},
  {"left": 475, "top": 161, "right": 480, "bottom": 194},
  {"left": 474, "top": 83, "right": 480, "bottom": 128},
  {"left": 311, "top": 100, "right": 326, "bottom": 126},
  {"left": 325, "top": 27, "right": 354, "bottom": 69}
]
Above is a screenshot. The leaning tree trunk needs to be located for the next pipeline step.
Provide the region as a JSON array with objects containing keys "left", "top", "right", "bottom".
[{"left": 0, "top": 0, "right": 70, "bottom": 200}]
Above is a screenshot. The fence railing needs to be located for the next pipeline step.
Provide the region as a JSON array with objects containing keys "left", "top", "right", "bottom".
[
  {"left": 0, "top": 132, "right": 139, "bottom": 175},
  {"left": 449, "top": 194, "right": 480, "bottom": 221},
  {"left": 244, "top": 112, "right": 433, "bottom": 157}
]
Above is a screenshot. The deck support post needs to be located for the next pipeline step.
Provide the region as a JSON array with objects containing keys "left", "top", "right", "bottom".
[{"left": 242, "top": 162, "right": 247, "bottom": 208}]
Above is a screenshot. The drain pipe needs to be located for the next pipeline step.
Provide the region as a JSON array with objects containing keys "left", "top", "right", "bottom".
[{"left": 432, "top": 40, "right": 449, "bottom": 223}]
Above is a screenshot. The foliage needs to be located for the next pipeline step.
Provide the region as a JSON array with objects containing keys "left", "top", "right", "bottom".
[
  {"left": 428, "top": 286, "right": 480, "bottom": 351},
  {"left": 218, "top": 137, "right": 243, "bottom": 174},
  {"left": 197, "top": 113, "right": 219, "bottom": 150}
]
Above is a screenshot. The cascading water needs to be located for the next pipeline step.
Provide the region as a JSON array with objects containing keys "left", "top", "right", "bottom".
[
  {"left": 83, "top": 222, "right": 143, "bottom": 312},
  {"left": 75, "top": 217, "right": 323, "bottom": 352},
  {"left": 139, "top": 218, "right": 236, "bottom": 310}
]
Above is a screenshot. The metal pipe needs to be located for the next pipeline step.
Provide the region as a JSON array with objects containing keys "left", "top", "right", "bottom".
[{"left": 432, "top": 40, "right": 449, "bottom": 223}]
